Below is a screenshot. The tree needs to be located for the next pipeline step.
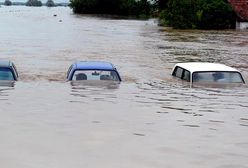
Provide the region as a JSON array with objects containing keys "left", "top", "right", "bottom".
[
  {"left": 158, "top": 0, "right": 168, "bottom": 9},
  {"left": 46, "top": 0, "right": 55, "bottom": 7},
  {"left": 4, "top": 0, "right": 12, "bottom": 6},
  {"left": 26, "top": 0, "right": 42, "bottom": 6},
  {"left": 137, "top": 0, "right": 151, "bottom": 16},
  {"left": 69, "top": 0, "right": 97, "bottom": 13},
  {"left": 198, "top": 0, "right": 236, "bottom": 29},
  {"left": 159, "top": 0, "right": 236, "bottom": 29},
  {"left": 69, "top": 0, "right": 152, "bottom": 17}
]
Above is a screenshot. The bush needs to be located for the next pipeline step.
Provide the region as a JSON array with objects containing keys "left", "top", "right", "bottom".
[
  {"left": 69, "top": 0, "right": 152, "bottom": 17},
  {"left": 159, "top": 0, "right": 236, "bottom": 29},
  {"left": 46, "top": 0, "right": 55, "bottom": 7},
  {"left": 198, "top": 0, "right": 236, "bottom": 29},
  {"left": 4, "top": 0, "right": 12, "bottom": 6},
  {"left": 26, "top": 0, "right": 42, "bottom": 6},
  {"left": 69, "top": 0, "right": 97, "bottom": 13}
]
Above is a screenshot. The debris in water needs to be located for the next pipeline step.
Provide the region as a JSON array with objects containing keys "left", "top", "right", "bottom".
[{"left": 133, "top": 133, "right": 145, "bottom": 136}]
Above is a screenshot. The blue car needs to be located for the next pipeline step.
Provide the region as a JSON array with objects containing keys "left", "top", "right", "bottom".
[
  {"left": 67, "top": 61, "right": 121, "bottom": 82},
  {"left": 0, "top": 60, "right": 18, "bottom": 81}
]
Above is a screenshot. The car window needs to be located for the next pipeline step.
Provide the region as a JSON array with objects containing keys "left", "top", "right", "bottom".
[
  {"left": 182, "top": 70, "right": 190, "bottom": 82},
  {"left": 72, "top": 70, "right": 120, "bottom": 81},
  {"left": 0, "top": 68, "right": 14, "bottom": 80},
  {"left": 192, "top": 71, "right": 244, "bottom": 83},
  {"left": 173, "top": 66, "right": 183, "bottom": 78}
]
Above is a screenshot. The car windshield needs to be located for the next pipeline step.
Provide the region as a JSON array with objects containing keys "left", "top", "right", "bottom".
[
  {"left": 72, "top": 70, "right": 120, "bottom": 81},
  {"left": 192, "top": 71, "right": 244, "bottom": 83},
  {"left": 0, "top": 68, "right": 14, "bottom": 81}
]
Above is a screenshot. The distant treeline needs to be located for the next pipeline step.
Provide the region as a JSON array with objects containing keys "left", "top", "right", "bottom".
[
  {"left": 1, "top": 0, "right": 68, "bottom": 6},
  {"left": 69, "top": 0, "right": 152, "bottom": 18},
  {"left": 1, "top": 0, "right": 238, "bottom": 29},
  {"left": 70, "top": 0, "right": 237, "bottom": 29}
]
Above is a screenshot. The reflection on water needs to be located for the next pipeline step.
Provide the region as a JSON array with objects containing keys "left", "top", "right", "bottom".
[
  {"left": 0, "top": 81, "right": 15, "bottom": 87},
  {"left": 70, "top": 81, "right": 120, "bottom": 103},
  {"left": 70, "top": 80, "right": 120, "bottom": 89},
  {"left": 0, "top": 81, "right": 15, "bottom": 101},
  {"left": 192, "top": 82, "right": 246, "bottom": 89},
  {"left": 0, "top": 6, "right": 248, "bottom": 168}
]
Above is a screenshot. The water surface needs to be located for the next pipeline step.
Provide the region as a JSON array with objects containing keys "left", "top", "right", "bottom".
[{"left": 0, "top": 6, "right": 248, "bottom": 168}]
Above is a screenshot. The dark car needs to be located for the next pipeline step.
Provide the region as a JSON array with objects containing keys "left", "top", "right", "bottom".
[
  {"left": 0, "top": 60, "right": 18, "bottom": 81},
  {"left": 67, "top": 61, "right": 121, "bottom": 82}
]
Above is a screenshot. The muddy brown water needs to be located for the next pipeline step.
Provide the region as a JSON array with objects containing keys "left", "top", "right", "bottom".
[{"left": 0, "top": 6, "right": 248, "bottom": 168}]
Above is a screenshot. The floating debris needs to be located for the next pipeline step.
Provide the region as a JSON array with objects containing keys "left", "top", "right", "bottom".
[
  {"left": 133, "top": 133, "right": 145, "bottom": 136},
  {"left": 183, "top": 124, "right": 200, "bottom": 128}
]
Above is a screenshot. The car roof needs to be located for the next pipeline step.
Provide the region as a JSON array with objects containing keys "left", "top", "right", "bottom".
[
  {"left": 0, "top": 60, "right": 13, "bottom": 68},
  {"left": 73, "top": 61, "right": 116, "bottom": 71},
  {"left": 174, "top": 62, "right": 240, "bottom": 73}
]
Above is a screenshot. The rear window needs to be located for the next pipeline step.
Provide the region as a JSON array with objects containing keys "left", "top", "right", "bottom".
[
  {"left": 72, "top": 70, "right": 120, "bottom": 81},
  {"left": 192, "top": 71, "right": 244, "bottom": 83},
  {"left": 0, "top": 68, "right": 14, "bottom": 80}
]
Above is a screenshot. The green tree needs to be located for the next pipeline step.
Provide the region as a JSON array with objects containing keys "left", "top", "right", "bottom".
[
  {"left": 161, "top": 0, "right": 202, "bottom": 28},
  {"left": 137, "top": 0, "right": 151, "bottom": 16},
  {"left": 157, "top": 0, "right": 168, "bottom": 9},
  {"left": 46, "top": 0, "right": 55, "bottom": 7},
  {"left": 69, "top": 0, "right": 97, "bottom": 13},
  {"left": 26, "top": 0, "right": 42, "bottom": 6},
  {"left": 69, "top": 0, "right": 152, "bottom": 17},
  {"left": 159, "top": 0, "right": 236, "bottom": 29},
  {"left": 198, "top": 0, "right": 236, "bottom": 29},
  {"left": 4, "top": 0, "right": 12, "bottom": 6}
]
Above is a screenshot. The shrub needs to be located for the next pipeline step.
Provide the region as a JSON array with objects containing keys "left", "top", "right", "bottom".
[
  {"left": 69, "top": 0, "right": 152, "bottom": 17},
  {"left": 198, "top": 0, "right": 236, "bottom": 29},
  {"left": 69, "top": 0, "right": 97, "bottom": 13},
  {"left": 4, "top": 0, "right": 12, "bottom": 6},
  {"left": 159, "top": 0, "right": 236, "bottom": 29},
  {"left": 26, "top": 0, "right": 42, "bottom": 6},
  {"left": 46, "top": 0, "right": 55, "bottom": 7}
]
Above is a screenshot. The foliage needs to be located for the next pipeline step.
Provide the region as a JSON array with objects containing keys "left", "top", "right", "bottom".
[
  {"left": 4, "top": 0, "right": 12, "bottom": 6},
  {"left": 159, "top": 0, "right": 236, "bottom": 29},
  {"left": 69, "top": 0, "right": 152, "bottom": 17},
  {"left": 69, "top": 0, "right": 97, "bottom": 13},
  {"left": 157, "top": 0, "right": 168, "bottom": 9},
  {"left": 198, "top": 0, "right": 236, "bottom": 29},
  {"left": 26, "top": 0, "right": 42, "bottom": 6},
  {"left": 46, "top": 0, "right": 55, "bottom": 7}
]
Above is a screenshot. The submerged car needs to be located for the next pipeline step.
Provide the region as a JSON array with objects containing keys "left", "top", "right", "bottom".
[
  {"left": 0, "top": 60, "right": 18, "bottom": 81},
  {"left": 172, "top": 62, "right": 245, "bottom": 85},
  {"left": 67, "top": 61, "right": 121, "bottom": 82}
]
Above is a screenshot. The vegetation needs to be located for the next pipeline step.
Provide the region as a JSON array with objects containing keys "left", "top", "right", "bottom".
[
  {"left": 26, "top": 0, "right": 42, "bottom": 6},
  {"left": 159, "top": 0, "right": 236, "bottom": 29},
  {"left": 69, "top": 0, "right": 152, "bottom": 17},
  {"left": 157, "top": 0, "right": 168, "bottom": 10},
  {"left": 69, "top": 0, "right": 236, "bottom": 29},
  {"left": 46, "top": 0, "right": 55, "bottom": 7},
  {"left": 4, "top": 0, "right": 12, "bottom": 6}
]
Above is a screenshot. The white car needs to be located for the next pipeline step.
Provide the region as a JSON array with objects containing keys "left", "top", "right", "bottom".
[{"left": 172, "top": 62, "right": 245, "bottom": 85}]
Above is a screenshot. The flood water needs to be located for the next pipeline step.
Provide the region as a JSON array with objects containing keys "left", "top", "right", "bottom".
[{"left": 0, "top": 6, "right": 248, "bottom": 168}]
